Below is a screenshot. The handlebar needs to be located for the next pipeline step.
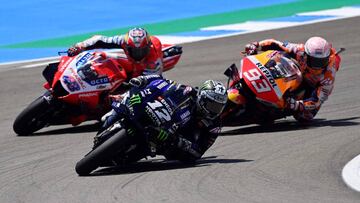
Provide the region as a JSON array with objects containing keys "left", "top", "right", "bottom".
[
  {"left": 58, "top": 51, "right": 68, "bottom": 56},
  {"left": 336, "top": 48, "right": 346, "bottom": 55}
]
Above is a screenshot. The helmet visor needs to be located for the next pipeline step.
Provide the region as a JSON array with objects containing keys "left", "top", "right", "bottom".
[
  {"left": 200, "top": 96, "right": 225, "bottom": 118},
  {"left": 127, "top": 46, "right": 150, "bottom": 61},
  {"left": 306, "top": 55, "right": 329, "bottom": 69}
]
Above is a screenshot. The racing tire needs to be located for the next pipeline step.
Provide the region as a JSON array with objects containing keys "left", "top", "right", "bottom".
[
  {"left": 13, "top": 94, "right": 53, "bottom": 136},
  {"left": 75, "top": 129, "right": 129, "bottom": 176}
]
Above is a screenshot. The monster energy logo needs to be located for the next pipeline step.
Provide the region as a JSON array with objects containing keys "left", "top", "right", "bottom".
[
  {"left": 157, "top": 129, "right": 168, "bottom": 141},
  {"left": 129, "top": 94, "right": 141, "bottom": 106},
  {"left": 127, "top": 128, "right": 135, "bottom": 136},
  {"left": 200, "top": 81, "right": 212, "bottom": 90}
]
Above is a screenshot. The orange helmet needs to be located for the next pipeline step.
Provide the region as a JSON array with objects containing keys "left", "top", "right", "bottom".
[{"left": 124, "top": 27, "right": 151, "bottom": 61}]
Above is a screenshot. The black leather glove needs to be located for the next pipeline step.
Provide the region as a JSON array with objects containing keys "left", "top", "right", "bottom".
[
  {"left": 164, "top": 45, "right": 183, "bottom": 57},
  {"left": 176, "top": 137, "right": 201, "bottom": 158},
  {"left": 67, "top": 46, "right": 83, "bottom": 57}
]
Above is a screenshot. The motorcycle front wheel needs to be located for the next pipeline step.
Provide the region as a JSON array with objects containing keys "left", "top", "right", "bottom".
[
  {"left": 13, "top": 93, "right": 54, "bottom": 136},
  {"left": 75, "top": 128, "right": 130, "bottom": 176}
]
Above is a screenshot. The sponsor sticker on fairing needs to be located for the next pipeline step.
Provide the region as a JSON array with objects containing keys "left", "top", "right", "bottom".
[
  {"left": 76, "top": 52, "right": 93, "bottom": 67},
  {"left": 89, "top": 76, "right": 110, "bottom": 86},
  {"left": 79, "top": 92, "right": 98, "bottom": 98}
]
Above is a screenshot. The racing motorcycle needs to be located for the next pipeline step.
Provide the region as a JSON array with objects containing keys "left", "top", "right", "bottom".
[
  {"left": 75, "top": 78, "right": 193, "bottom": 176},
  {"left": 221, "top": 50, "right": 304, "bottom": 126},
  {"left": 13, "top": 44, "right": 182, "bottom": 135}
]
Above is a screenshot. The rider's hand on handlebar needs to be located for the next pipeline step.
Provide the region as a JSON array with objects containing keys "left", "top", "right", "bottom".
[
  {"left": 129, "top": 76, "right": 147, "bottom": 88},
  {"left": 286, "top": 97, "right": 303, "bottom": 111},
  {"left": 244, "top": 42, "right": 259, "bottom": 56},
  {"left": 67, "top": 46, "right": 83, "bottom": 57}
]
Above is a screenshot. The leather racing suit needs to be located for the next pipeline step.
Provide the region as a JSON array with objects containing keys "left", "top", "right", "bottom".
[
  {"left": 102, "top": 75, "right": 221, "bottom": 162},
  {"left": 256, "top": 39, "right": 341, "bottom": 121},
  {"left": 74, "top": 35, "right": 164, "bottom": 77}
]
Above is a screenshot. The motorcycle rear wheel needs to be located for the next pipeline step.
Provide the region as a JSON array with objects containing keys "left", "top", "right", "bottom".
[
  {"left": 75, "top": 129, "right": 129, "bottom": 176},
  {"left": 13, "top": 94, "right": 54, "bottom": 136}
]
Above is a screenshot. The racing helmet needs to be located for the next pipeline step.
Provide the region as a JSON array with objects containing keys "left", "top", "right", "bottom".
[
  {"left": 124, "top": 27, "right": 151, "bottom": 61},
  {"left": 304, "top": 36, "right": 331, "bottom": 71},
  {"left": 197, "top": 80, "right": 227, "bottom": 119}
]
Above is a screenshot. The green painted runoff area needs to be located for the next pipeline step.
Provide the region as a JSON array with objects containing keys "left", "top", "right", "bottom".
[{"left": 3, "top": 0, "right": 360, "bottom": 48}]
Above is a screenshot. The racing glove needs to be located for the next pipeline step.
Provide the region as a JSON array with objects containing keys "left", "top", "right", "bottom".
[
  {"left": 176, "top": 137, "right": 201, "bottom": 158},
  {"left": 244, "top": 42, "right": 259, "bottom": 55},
  {"left": 286, "top": 97, "right": 304, "bottom": 112},
  {"left": 129, "top": 75, "right": 163, "bottom": 88},
  {"left": 129, "top": 76, "right": 146, "bottom": 88},
  {"left": 67, "top": 46, "right": 84, "bottom": 57}
]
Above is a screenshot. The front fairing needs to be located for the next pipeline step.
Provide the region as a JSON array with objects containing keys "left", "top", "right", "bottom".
[
  {"left": 240, "top": 51, "right": 302, "bottom": 108},
  {"left": 50, "top": 52, "right": 128, "bottom": 109},
  {"left": 113, "top": 79, "right": 181, "bottom": 130}
]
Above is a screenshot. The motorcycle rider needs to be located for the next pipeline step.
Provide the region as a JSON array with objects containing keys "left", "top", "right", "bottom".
[
  {"left": 244, "top": 36, "right": 341, "bottom": 122},
  {"left": 67, "top": 27, "right": 165, "bottom": 78},
  {"left": 101, "top": 74, "right": 228, "bottom": 162}
]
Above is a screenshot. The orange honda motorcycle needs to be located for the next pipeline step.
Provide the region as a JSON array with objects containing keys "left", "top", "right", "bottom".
[{"left": 221, "top": 50, "right": 304, "bottom": 126}]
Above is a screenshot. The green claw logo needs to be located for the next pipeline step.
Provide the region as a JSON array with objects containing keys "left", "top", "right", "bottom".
[
  {"left": 129, "top": 94, "right": 141, "bottom": 106},
  {"left": 157, "top": 129, "right": 168, "bottom": 141}
]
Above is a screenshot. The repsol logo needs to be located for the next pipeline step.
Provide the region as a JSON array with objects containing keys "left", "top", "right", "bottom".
[{"left": 256, "top": 62, "right": 277, "bottom": 88}]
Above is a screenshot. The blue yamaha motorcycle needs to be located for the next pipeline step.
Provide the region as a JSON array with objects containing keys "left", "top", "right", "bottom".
[{"left": 75, "top": 79, "right": 193, "bottom": 176}]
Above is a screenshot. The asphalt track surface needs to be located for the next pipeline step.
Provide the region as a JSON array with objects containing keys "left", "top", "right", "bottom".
[{"left": 1, "top": 17, "right": 360, "bottom": 203}]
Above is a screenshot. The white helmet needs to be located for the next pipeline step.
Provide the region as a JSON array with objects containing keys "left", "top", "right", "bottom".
[{"left": 304, "top": 36, "right": 331, "bottom": 69}]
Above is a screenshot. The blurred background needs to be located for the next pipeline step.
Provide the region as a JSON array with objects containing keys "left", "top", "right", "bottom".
[{"left": 1, "top": 0, "right": 359, "bottom": 63}]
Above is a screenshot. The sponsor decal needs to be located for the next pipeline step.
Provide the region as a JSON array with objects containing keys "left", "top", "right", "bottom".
[
  {"left": 89, "top": 76, "right": 109, "bottom": 86},
  {"left": 126, "top": 128, "right": 136, "bottom": 136},
  {"left": 76, "top": 52, "right": 92, "bottom": 67},
  {"left": 156, "top": 81, "right": 168, "bottom": 89},
  {"left": 59, "top": 58, "right": 72, "bottom": 72},
  {"left": 180, "top": 110, "right": 190, "bottom": 120},
  {"left": 140, "top": 88, "right": 152, "bottom": 97},
  {"left": 79, "top": 92, "right": 98, "bottom": 98},
  {"left": 96, "top": 84, "right": 107, "bottom": 89},
  {"left": 62, "top": 75, "right": 80, "bottom": 92},
  {"left": 69, "top": 68, "right": 86, "bottom": 89},
  {"left": 151, "top": 79, "right": 162, "bottom": 86},
  {"left": 147, "top": 100, "right": 171, "bottom": 123},
  {"left": 266, "top": 50, "right": 279, "bottom": 59},
  {"left": 256, "top": 62, "right": 278, "bottom": 89},
  {"left": 157, "top": 129, "right": 169, "bottom": 141},
  {"left": 129, "top": 94, "right": 141, "bottom": 106},
  {"left": 145, "top": 106, "right": 161, "bottom": 126},
  {"left": 159, "top": 97, "right": 173, "bottom": 115}
]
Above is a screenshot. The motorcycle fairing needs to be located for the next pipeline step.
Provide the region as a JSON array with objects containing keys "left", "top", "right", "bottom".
[{"left": 240, "top": 51, "right": 302, "bottom": 108}]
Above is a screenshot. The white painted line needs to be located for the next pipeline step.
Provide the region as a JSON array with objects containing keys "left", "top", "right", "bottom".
[
  {"left": 0, "top": 56, "right": 59, "bottom": 66},
  {"left": 342, "top": 154, "right": 360, "bottom": 192},
  {"left": 157, "top": 36, "right": 210, "bottom": 44},
  {"left": 202, "top": 21, "right": 301, "bottom": 32},
  {"left": 20, "top": 60, "right": 60, "bottom": 69},
  {"left": 298, "top": 6, "right": 360, "bottom": 17}
]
